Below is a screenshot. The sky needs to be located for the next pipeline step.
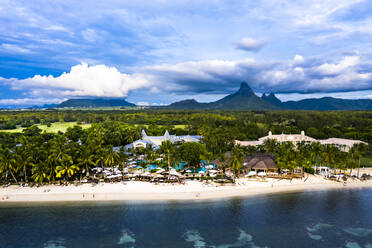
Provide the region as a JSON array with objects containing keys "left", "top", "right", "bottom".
[{"left": 0, "top": 0, "right": 372, "bottom": 107}]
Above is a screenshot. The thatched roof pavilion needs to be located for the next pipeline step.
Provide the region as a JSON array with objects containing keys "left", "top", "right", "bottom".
[{"left": 243, "top": 154, "right": 277, "bottom": 172}]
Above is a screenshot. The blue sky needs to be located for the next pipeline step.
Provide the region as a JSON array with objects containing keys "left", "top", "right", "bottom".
[{"left": 0, "top": 0, "right": 372, "bottom": 107}]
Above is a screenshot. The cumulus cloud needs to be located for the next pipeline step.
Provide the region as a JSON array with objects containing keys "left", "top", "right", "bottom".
[
  {"left": 4, "top": 63, "right": 151, "bottom": 98},
  {"left": 140, "top": 54, "right": 372, "bottom": 94},
  {"left": 1, "top": 54, "right": 372, "bottom": 105},
  {"left": 313, "top": 55, "right": 359, "bottom": 76},
  {"left": 234, "top": 37, "right": 266, "bottom": 52}
]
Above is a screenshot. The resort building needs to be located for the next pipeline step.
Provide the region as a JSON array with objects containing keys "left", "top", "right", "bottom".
[
  {"left": 241, "top": 154, "right": 278, "bottom": 177},
  {"left": 317, "top": 138, "right": 367, "bottom": 152},
  {"left": 125, "top": 130, "right": 202, "bottom": 150},
  {"left": 235, "top": 131, "right": 367, "bottom": 152}
]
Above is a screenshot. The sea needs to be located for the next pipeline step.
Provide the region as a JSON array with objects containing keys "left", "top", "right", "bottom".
[{"left": 1, "top": 188, "right": 372, "bottom": 248}]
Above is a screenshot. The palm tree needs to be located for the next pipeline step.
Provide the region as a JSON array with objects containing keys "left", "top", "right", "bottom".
[
  {"left": 229, "top": 146, "right": 244, "bottom": 176},
  {"left": 0, "top": 146, "right": 18, "bottom": 183},
  {"left": 31, "top": 162, "right": 49, "bottom": 185},
  {"left": 104, "top": 146, "right": 119, "bottom": 175},
  {"left": 322, "top": 144, "right": 337, "bottom": 168},
  {"left": 117, "top": 147, "right": 129, "bottom": 179},
  {"left": 263, "top": 138, "right": 278, "bottom": 154},
  {"left": 55, "top": 154, "right": 79, "bottom": 181},
  {"left": 310, "top": 142, "right": 322, "bottom": 166},
  {"left": 77, "top": 144, "right": 96, "bottom": 179},
  {"left": 48, "top": 136, "right": 70, "bottom": 181},
  {"left": 145, "top": 144, "right": 155, "bottom": 164},
  {"left": 160, "top": 140, "right": 174, "bottom": 176},
  {"left": 15, "top": 145, "right": 34, "bottom": 183},
  {"left": 349, "top": 145, "right": 361, "bottom": 177},
  {"left": 276, "top": 142, "right": 299, "bottom": 176}
]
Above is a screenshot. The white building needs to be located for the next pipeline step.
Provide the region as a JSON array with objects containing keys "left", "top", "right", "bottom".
[
  {"left": 318, "top": 138, "right": 368, "bottom": 152},
  {"left": 235, "top": 131, "right": 367, "bottom": 152},
  {"left": 125, "top": 130, "right": 202, "bottom": 150}
]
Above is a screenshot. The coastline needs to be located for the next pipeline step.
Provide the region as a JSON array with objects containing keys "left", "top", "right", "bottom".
[{"left": 1, "top": 175, "right": 372, "bottom": 203}]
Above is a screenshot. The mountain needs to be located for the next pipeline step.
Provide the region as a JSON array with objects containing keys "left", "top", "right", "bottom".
[
  {"left": 57, "top": 98, "right": 135, "bottom": 108},
  {"left": 211, "top": 82, "right": 278, "bottom": 110},
  {"left": 282, "top": 97, "right": 372, "bottom": 110},
  {"left": 30, "top": 103, "right": 58, "bottom": 109},
  {"left": 168, "top": 99, "right": 207, "bottom": 109},
  {"left": 261, "top": 93, "right": 282, "bottom": 106},
  {"left": 168, "top": 82, "right": 278, "bottom": 110},
  {"left": 167, "top": 82, "right": 372, "bottom": 110}
]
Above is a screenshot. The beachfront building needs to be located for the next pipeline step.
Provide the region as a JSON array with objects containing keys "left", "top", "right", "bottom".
[
  {"left": 241, "top": 154, "right": 278, "bottom": 177},
  {"left": 318, "top": 138, "right": 367, "bottom": 152},
  {"left": 236, "top": 131, "right": 316, "bottom": 147},
  {"left": 235, "top": 131, "right": 367, "bottom": 152},
  {"left": 125, "top": 130, "right": 202, "bottom": 150}
]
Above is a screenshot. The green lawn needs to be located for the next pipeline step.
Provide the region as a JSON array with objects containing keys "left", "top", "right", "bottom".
[{"left": 1, "top": 122, "right": 91, "bottom": 133}]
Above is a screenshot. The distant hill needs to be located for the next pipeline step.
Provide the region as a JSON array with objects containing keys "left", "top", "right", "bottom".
[
  {"left": 168, "top": 82, "right": 372, "bottom": 110},
  {"left": 281, "top": 97, "right": 372, "bottom": 110},
  {"left": 29, "top": 103, "right": 58, "bottom": 109},
  {"left": 169, "top": 82, "right": 278, "bottom": 110},
  {"left": 168, "top": 99, "right": 207, "bottom": 109},
  {"left": 57, "top": 98, "right": 135, "bottom": 108}
]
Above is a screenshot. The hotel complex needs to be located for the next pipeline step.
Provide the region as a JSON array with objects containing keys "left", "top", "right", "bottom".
[
  {"left": 125, "top": 130, "right": 202, "bottom": 150},
  {"left": 236, "top": 131, "right": 367, "bottom": 152}
]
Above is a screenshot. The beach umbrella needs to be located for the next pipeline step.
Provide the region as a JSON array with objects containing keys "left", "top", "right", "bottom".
[
  {"left": 141, "top": 172, "right": 151, "bottom": 177},
  {"left": 186, "top": 169, "right": 192, "bottom": 173},
  {"left": 257, "top": 171, "right": 267, "bottom": 177},
  {"left": 248, "top": 171, "right": 257, "bottom": 177}
]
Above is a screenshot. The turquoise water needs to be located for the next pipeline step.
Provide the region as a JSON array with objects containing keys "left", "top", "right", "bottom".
[{"left": 1, "top": 189, "right": 372, "bottom": 247}]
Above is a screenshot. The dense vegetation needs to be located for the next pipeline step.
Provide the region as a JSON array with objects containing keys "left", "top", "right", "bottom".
[
  {"left": 0, "top": 110, "right": 371, "bottom": 142},
  {"left": 0, "top": 109, "right": 371, "bottom": 185}
]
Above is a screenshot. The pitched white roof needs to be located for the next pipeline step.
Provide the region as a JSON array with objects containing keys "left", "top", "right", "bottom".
[{"left": 318, "top": 138, "right": 367, "bottom": 147}]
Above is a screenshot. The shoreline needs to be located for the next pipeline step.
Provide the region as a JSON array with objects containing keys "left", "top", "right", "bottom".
[{"left": 1, "top": 175, "right": 372, "bottom": 204}]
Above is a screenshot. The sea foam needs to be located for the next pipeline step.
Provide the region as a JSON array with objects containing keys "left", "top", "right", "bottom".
[
  {"left": 118, "top": 229, "right": 136, "bottom": 245},
  {"left": 343, "top": 227, "right": 372, "bottom": 237},
  {"left": 345, "top": 241, "right": 362, "bottom": 248}
]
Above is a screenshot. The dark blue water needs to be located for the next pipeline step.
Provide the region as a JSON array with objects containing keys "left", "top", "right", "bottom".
[{"left": 1, "top": 189, "right": 372, "bottom": 248}]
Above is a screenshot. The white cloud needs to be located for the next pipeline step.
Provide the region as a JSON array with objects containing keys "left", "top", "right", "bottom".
[
  {"left": 294, "top": 54, "right": 304, "bottom": 63},
  {"left": 1, "top": 43, "right": 33, "bottom": 54},
  {"left": 1, "top": 54, "right": 372, "bottom": 104},
  {"left": 136, "top": 101, "right": 149, "bottom": 106},
  {"left": 314, "top": 55, "right": 359, "bottom": 76},
  {"left": 6, "top": 63, "right": 151, "bottom": 98},
  {"left": 234, "top": 37, "right": 266, "bottom": 52},
  {"left": 0, "top": 97, "right": 63, "bottom": 106}
]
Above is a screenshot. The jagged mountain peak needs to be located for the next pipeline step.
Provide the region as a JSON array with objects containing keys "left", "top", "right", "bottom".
[
  {"left": 261, "top": 92, "right": 282, "bottom": 106},
  {"left": 236, "top": 82, "right": 255, "bottom": 96}
]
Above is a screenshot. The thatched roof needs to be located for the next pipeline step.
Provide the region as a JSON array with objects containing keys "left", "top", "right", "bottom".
[{"left": 244, "top": 154, "right": 276, "bottom": 170}]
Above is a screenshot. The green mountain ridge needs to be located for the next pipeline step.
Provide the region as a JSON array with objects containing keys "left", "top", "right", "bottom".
[
  {"left": 168, "top": 82, "right": 372, "bottom": 110},
  {"left": 57, "top": 98, "right": 135, "bottom": 108}
]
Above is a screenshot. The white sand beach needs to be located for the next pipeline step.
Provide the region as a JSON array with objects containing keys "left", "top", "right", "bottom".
[{"left": 1, "top": 175, "right": 372, "bottom": 203}]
